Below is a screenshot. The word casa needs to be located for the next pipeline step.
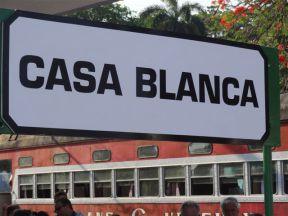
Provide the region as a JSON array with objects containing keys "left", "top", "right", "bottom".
[
  {"left": 19, "top": 55, "right": 259, "bottom": 108},
  {"left": 19, "top": 55, "right": 122, "bottom": 95}
]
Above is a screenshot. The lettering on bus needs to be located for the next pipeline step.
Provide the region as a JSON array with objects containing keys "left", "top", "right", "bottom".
[
  {"left": 87, "top": 212, "right": 113, "bottom": 216},
  {"left": 85, "top": 210, "right": 251, "bottom": 216},
  {"left": 19, "top": 55, "right": 258, "bottom": 108},
  {"left": 163, "top": 213, "right": 250, "bottom": 216},
  {"left": 131, "top": 208, "right": 146, "bottom": 216}
]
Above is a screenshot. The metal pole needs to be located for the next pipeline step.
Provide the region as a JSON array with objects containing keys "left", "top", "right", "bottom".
[{"left": 264, "top": 145, "right": 273, "bottom": 216}]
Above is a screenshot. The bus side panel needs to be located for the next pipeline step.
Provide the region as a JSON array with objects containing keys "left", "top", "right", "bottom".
[{"left": 19, "top": 202, "right": 288, "bottom": 216}]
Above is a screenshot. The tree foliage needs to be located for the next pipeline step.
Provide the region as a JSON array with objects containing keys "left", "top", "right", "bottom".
[
  {"left": 139, "top": 0, "right": 206, "bottom": 35},
  {"left": 202, "top": 0, "right": 288, "bottom": 93},
  {"left": 70, "top": 3, "right": 141, "bottom": 26}
]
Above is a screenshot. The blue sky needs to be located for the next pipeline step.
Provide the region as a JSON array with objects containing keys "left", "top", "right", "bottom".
[{"left": 118, "top": 0, "right": 212, "bottom": 14}]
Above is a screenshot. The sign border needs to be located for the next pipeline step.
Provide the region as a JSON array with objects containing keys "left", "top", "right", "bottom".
[{"left": 1, "top": 10, "right": 270, "bottom": 144}]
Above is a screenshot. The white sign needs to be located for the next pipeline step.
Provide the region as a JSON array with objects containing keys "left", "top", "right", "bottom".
[{"left": 2, "top": 11, "right": 268, "bottom": 143}]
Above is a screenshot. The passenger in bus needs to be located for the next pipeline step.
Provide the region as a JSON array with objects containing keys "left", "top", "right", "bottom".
[
  {"left": 54, "top": 198, "right": 84, "bottom": 216},
  {"left": 180, "top": 201, "right": 200, "bottom": 216},
  {"left": 2, "top": 204, "right": 8, "bottom": 216},
  {"left": 248, "top": 214, "right": 262, "bottom": 216},
  {"left": 6, "top": 204, "right": 20, "bottom": 216},
  {"left": 221, "top": 197, "right": 240, "bottom": 216},
  {"left": 0, "top": 166, "right": 11, "bottom": 193},
  {"left": 54, "top": 191, "right": 68, "bottom": 203},
  {"left": 37, "top": 211, "right": 49, "bottom": 216},
  {"left": 12, "top": 209, "right": 32, "bottom": 216}
]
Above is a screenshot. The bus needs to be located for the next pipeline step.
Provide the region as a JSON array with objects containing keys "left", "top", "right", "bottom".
[{"left": 0, "top": 93, "right": 287, "bottom": 216}]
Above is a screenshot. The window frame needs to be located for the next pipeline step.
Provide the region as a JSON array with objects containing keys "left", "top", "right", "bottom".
[
  {"left": 115, "top": 169, "right": 135, "bottom": 197},
  {"left": 164, "top": 166, "right": 186, "bottom": 196},
  {"left": 53, "top": 153, "right": 70, "bottom": 165},
  {"left": 93, "top": 170, "right": 112, "bottom": 198},
  {"left": 218, "top": 162, "right": 245, "bottom": 195},
  {"left": 18, "top": 156, "right": 33, "bottom": 168},
  {"left": 138, "top": 167, "right": 160, "bottom": 197},
  {"left": 247, "top": 144, "right": 263, "bottom": 152},
  {"left": 16, "top": 158, "right": 288, "bottom": 201},
  {"left": 283, "top": 160, "right": 288, "bottom": 194},
  {"left": 248, "top": 161, "right": 277, "bottom": 195},
  {"left": 54, "top": 172, "right": 71, "bottom": 197},
  {"left": 188, "top": 143, "right": 213, "bottom": 156},
  {"left": 92, "top": 150, "right": 111, "bottom": 162},
  {"left": 248, "top": 144, "right": 276, "bottom": 152},
  {"left": 137, "top": 145, "right": 159, "bottom": 159},
  {"left": 73, "top": 171, "right": 91, "bottom": 198},
  {"left": 36, "top": 173, "right": 52, "bottom": 199},
  {"left": 18, "top": 174, "right": 34, "bottom": 199},
  {"left": 190, "top": 164, "right": 214, "bottom": 196}
]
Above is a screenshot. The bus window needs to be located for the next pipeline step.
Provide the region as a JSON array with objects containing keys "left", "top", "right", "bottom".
[
  {"left": 116, "top": 169, "right": 135, "bottom": 197},
  {"left": 250, "top": 161, "right": 276, "bottom": 194},
  {"left": 36, "top": 174, "right": 51, "bottom": 198},
  {"left": 284, "top": 161, "right": 288, "bottom": 194},
  {"left": 248, "top": 144, "right": 263, "bottom": 151},
  {"left": 18, "top": 157, "right": 33, "bottom": 168},
  {"left": 93, "top": 150, "right": 111, "bottom": 162},
  {"left": 191, "top": 164, "right": 213, "bottom": 195},
  {"left": 219, "top": 163, "right": 244, "bottom": 195},
  {"left": 94, "top": 170, "right": 112, "bottom": 197},
  {"left": 164, "top": 166, "right": 185, "bottom": 196},
  {"left": 53, "top": 153, "right": 70, "bottom": 165},
  {"left": 137, "top": 146, "right": 158, "bottom": 159},
  {"left": 0, "top": 160, "right": 11, "bottom": 193},
  {"left": 55, "top": 173, "right": 70, "bottom": 196},
  {"left": 188, "top": 143, "right": 212, "bottom": 155},
  {"left": 139, "top": 167, "right": 159, "bottom": 196},
  {"left": 74, "top": 172, "right": 90, "bottom": 198},
  {"left": 19, "top": 175, "right": 33, "bottom": 198}
]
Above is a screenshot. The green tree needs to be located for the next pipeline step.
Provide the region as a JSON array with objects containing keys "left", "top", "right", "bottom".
[
  {"left": 202, "top": 0, "right": 288, "bottom": 93},
  {"left": 140, "top": 0, "right": 206, "bottom": 35},
  {"left": 70, "top": 3, "right": 141, "bottom": 26}
]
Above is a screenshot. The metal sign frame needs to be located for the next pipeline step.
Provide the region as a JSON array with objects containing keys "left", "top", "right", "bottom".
[{"left": 1, "top": 10, "right": 270, "bottom": 144}]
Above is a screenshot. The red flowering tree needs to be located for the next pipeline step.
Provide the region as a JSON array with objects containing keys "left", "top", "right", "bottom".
[{"left": 202, "top": 0, "right": 288, "bottom": 93}]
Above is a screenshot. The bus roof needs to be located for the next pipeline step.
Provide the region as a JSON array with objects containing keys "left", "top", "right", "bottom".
[{"left": 0, "top": 135, "right": 109, "bottom": 150}]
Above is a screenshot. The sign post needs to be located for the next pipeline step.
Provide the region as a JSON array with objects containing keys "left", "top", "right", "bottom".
[
  {"left": 264, "top": 146, "right": 273, "bottom": 215},
  {"left": 262, "top": 47, "right": 280, "bottom": 216},
  {"left": 0, "top": 9, "right": 280, "bottom": 215}
]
